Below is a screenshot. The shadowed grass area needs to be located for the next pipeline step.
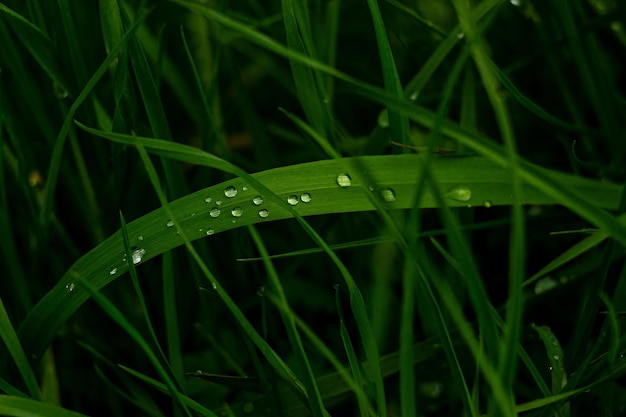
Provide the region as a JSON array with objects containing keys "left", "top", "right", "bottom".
[{"left": 1, "top": 0, "right": 626, "bottom": 416}]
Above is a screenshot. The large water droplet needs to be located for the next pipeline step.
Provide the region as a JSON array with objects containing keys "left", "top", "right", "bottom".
[
  {"left": 287, "top": 195, "right": 299, "bottom": 206},
  {"left": 224, "top": 186, "right": 237, "bottom": 198},
  {"left": 65, "top": 282, "right": 75, "bottom": 292},
  {"left": 205, "top": 197, "right": 213, "bottom": 203},
  {"left": 381, "top": 188, "right": 396, "bottom": 202},
  {"left": 206, "top": 228, "right": 215, "bottom": 236},
  {"left": 131, "top": 247, "right": 146, "bottom": 265},
  {"left": 336, "top": 173, "right": 352, "bottom": 188},
  {"left": 300, "top": 193, "right": 312, "bottom": 203},
  {"left": 253, "top": 195, "right": 264, "bottom": 206},
  {"left": 258, "top": 209, "right": 269, "bottom": 218},
  {"left": 445, "top": 185, "right": 472, "bottom": 202},
  {"left": 166, "top": 220, "right": 175, "bottom": 227},
  {"left": 231, "top": 207, "right": 243, "bottom": 217},
  {"left": 209, "top": 207, "right": 221, "bottom": 218}
]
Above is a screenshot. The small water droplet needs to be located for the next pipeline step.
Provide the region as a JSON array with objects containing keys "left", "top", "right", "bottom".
[
  {"left": 231, "top": 207, "right": 243, "bottom": 217},
  {"left": 216, "top": 200, "right": 222, "bottom": 206},
  {"left": 377, "top": 109, "right": 389, "bottom": 128},
  {"left": 205, "top": 197, "right": 213, "bottom": 203},
  {"left": 258, "top": 209, "right": 269, "bottom": 218},
  {"left": 253, "top": 195, "right": 264, "bottom": 205},
  {"left": 445, "top": 185, "right": 472, "bottom": 202},
  {"left": 131, "top": 247, "right": 146, "bottom": 265},
  {"left": 109, "top": 267, "right": 117, "bottom": 276},
  {"left": 65, "top": 282, "right": 75, "bottom": 292},
  {"left": 224, "top": 185, "right": 237, "bottom": 198},
  {"left": 553, "top": 355, "right": 560, "bottom": 360},
  {"left": 209, "top": 207, "right": 221, "bottom": 218},
  {"left": 191, "top": 212, "right": 196, "bottom": 217},
  {"left": 409, "top": 91, "right": 418, "bottom": 101},
  {"left": 483, "top": 200, "right": 492, "bottom": 208},
  {"left": 206, "top": 228, "right": 215, "bottom": 236},
  {"left": 53, "top": 82, "right": 69, "bottom": 99},
  {"left": 212, "top": 282, "right": 217, "bottom": 290},
  {"left": 457, "top": 31, "right": 464, "bottom": 39},
  {"left": 336, "top": 173, "right": 352, "bottom": 188},
  {"left": 167, "top": 220, "right": 175, "bottom": 227},
  {"left": 333, "top": 283, "right": 340, "bottom": 290},
  {"left": 137, "top": 235, "right": 144, "bottom": 241},
  {"left": 242, "top": 186, "right": 248, "bottom": 191},
  {"left": 510, "top": 0, "right": 521, "bottom": 6},
  {"left": 368, "top": 184, "right": 376, "bottom": 191},
  {"left": 300, "top": 193, "right": 312, "bottom": 203},
  {"left": 381, "top": 188, "right": 396, "bottom": 202},
  {"left": 287, "top": 195, "right": 299, "bottom": 206},
  {"left": 198, "top": 228, "right": 203, "bottom": 232}
]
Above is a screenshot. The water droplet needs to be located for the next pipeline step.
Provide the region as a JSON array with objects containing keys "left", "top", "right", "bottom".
[
  {"left": 483, "top": 200, "right": 492, "bottom": 208},
  {"left": 212, "top": 282, "right": 217, "bottom": 290},
  {"left": 333, "top": 283, "right": 340, "bottom": 290},
  {"left": 205, "top": 197, "right": 213, "bottom": 203},
  {"left": 209, "top": 207, "right": 221, "bottom": 218},
  {"left": 457, "top": 31, "right": 464, "bottom": 39},
  {"left": 381, "top": 188, "right": 396, "bottom": 202},
  {"left": 368, "top": 184, "right": 376, "bottom": 191},
  {"left": 206, "top": 228, "right": 215, "bottom": 236},
  {"left": 253, "top": 195, "right": 264, "bottom": 205},
  {"left": 242, "top": 186, "right": 248, "bottom": 191},
  {"left": 553, "top": 355, "right": 560, "bottom": 360},
  {"left": 377, "top": 109, "right": 389, "bottom": 128},
  {"left": 534, "top": 277, "right": 558, "bottom": 295},
  {"left": 190, "top": 212, "right": 196, "bottom": 217},
  {"left": 300, "top": 193, "right": 312, "bottom": 203},
  {"left": 131, "top": 247, "right": 146, "bottom": 265},
  {"left": 445, "top": 185, "right": 472, "bottom": 202},
  {"left": 216, "top": 200, "right": 222, "bottom": 206},
  {"left": 53, "top": 82, "right": 69, "bottom": 99},
  {"left": 336, "top": 173, "right": 352, "bottom": 188},
  {"left": 65, "top": 282, "right": 75, "bottom": 292},
  {"left": 510, "top": 0, "right": 521, "bottom": 6},
  {"left": 109, "top": 267, "right": 117, "bottom": 275},
  {"left": 137, "top": 235, "right": 144, "bottom": 241},
  {"left": 231, "top": 207, "right": 243, "bottom": 217},
  {"left": 258, "top": 209, "right": 269, "bottom": 218},
  {"left": 167, "top": 220, "right": 175, "bottom": 227},
  {"left": 287, "top": 195, "right": 299, "bottom": 206},
  {"left": 224, "top": 185, "right": 237, "bottom": 198},
  {"left": 409, "top": 91, "right": 418, "bottom": 101}
]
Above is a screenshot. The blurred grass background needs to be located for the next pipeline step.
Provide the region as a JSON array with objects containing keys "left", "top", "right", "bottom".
[{"left": 1, "top": 0, "right": 626, "bottom": 416}]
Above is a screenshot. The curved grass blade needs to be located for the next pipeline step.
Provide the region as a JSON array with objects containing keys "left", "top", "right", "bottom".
[{"left": 17, "top": 141, "right": 622, "bottom": 362}]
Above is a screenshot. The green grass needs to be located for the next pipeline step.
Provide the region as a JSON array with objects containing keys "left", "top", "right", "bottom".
[{"left": 1, "top": 0, "right": 626, "bottom": 416}]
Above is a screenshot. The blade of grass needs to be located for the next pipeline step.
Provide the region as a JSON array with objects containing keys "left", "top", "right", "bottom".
[
  {"left": 0, "top": 298, "right": 40, "bottom": 400},
  {"left": 366, "top": 0, "right": 409, "bottom": 147},
  {"left": 0, "top": 395, "right": 88, "bottom": 417}
]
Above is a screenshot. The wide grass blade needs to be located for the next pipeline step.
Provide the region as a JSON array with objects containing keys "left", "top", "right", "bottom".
[{"left": 0, "top": 395, "right": 88, "bottom": 417}]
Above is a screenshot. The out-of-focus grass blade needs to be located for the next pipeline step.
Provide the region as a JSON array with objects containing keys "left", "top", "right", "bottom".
[
  {"left": 0, "top": 395, "right": 88, "bottom": 417},
  {"left": 0, "top": 3, "right": 66, "bottom": 91},
  {"left": 99, "top": 0, "right": 124, "bottom": 69},
  {"left": 366, "top": 0, "right": 409, "bottom": 147},
  {"left": 0, "top": 298, "right": 40, "bottom": 399},
  {"left": 282, "top": 0, "right": 333, "bottom": 140}
]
